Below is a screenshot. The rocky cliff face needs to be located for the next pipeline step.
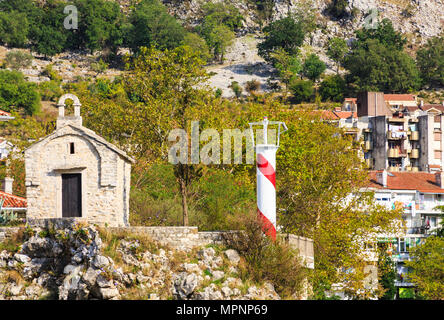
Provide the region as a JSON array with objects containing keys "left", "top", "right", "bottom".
[
  {"left": 159, "top": 0, "right": 443, "bottom": 46},
  {"left": 0, "top": 223, "right": 283, "bottom": 300}
]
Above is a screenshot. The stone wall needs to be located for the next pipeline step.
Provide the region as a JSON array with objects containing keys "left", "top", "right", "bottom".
[
  {"left": 2, "top": 220, "right": 315, "bottom": 269},
  {"left": 0, "top": 227, "right": 21, "bottom": 242}
]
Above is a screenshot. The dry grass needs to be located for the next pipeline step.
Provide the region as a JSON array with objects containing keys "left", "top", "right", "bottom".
[{"left": 0, "top": 227, "right": 27, "bottom": 253}]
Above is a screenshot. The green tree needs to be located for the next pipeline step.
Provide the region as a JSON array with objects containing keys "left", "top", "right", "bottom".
[
  {"left": 206, "top": 24, "right": 235, "bottom": 63},
  {"left": 302, "top": 54, "right": 326, "bottom": 82},
  {"left": 28, "top": 1, "right": 68, "bottom": 57},
  {"left": 326, "top": 37, "right": 348, "bottom": 73},
  {"left": 71, "top": 0, "right": 124, "bottom": 54},
  {"left": 258, "top": 16, "right": 305, "bottom": 62},
  {"left": 79, "top": 46, "right": 214, "bottom": 226},
  {"left": 0, "top": 70, "right": 40, "bottom": 115},
  {"left": 127, "top": 0, "right": 186, "bottom": 53},
  {"left": 344, "top": 39, "right": 421, "bottom": 93},
  {"left": 378, "top": 245, "right": 397, "bottom": 300},
  {"left": 416, "top": 36, "right": 444, "bottom": 88},
  {"left": 289, "top": 79, "right": 314, "bottom": 103},
  {"left": 405, "top": 236, "right": 444, "bottom": 300},
  {"left": 181, "top": 33, "right": 211, "bottom": 63},
  {"left": 200, "top": 2, "right": 244, "bottom": 31},
  {"left": 355, "top": 18, "right": 407, "bottom": 51},
  {"left": 319, "top": 75, "right": 346, "bottom": 102},
  {"left": 270, "top": 48, "right": 302, "bottom": 96},
  {"left": 0, "top": 11, "right": 29, "bottom": 47}
]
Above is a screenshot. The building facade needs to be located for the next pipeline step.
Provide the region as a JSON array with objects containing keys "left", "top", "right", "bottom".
[
  {"left": 345, "top": 92, "right": 444, "bottom": 173},
  {"left": 364, "top": 170, "right": 443, "bottom": 292},
  {"left": 24, "top": 94, "right": 134, "bottom": 227}
]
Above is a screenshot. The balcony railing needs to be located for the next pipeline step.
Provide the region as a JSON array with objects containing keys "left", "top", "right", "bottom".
[{"left": 409, "top": 131, "right": 419, "bottom": 141}]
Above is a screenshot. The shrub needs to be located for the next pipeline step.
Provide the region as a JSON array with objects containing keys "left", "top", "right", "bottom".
[
  {"left": 245, "top": 79, "right": 261, "bottom": 94},
  {"left": 223, "top": 214, "right": 306, "bottom": 298},
  {"left": 42, "top": 64, "right": 62, "bottom": 82},
  {"left": 289, "top": 79, "right": 314, "bottom": 103},
  {"left": 4, "top": 50, "right": 33, "bottom": 70},
  {"left": 90, "top": 58, "right": 109, "bottom": 74},
  {"left": 229, "top": 81, "right": 243, "bottom": 98},
  {"left": 38, "top": 80, "right": 63, "bottom": 101}
]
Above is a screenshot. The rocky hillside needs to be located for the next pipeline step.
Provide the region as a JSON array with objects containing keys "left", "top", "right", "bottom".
[
  {"left": 0, "top": 223, "right": 287, "bottom": 300},
  {"left": 2, "top": 1, "right": 442, "bottom": 97}
]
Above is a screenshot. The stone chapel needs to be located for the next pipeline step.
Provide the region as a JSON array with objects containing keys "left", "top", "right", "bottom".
[{"left": 24, "top": 94, "right": 134, "bottom": 227}]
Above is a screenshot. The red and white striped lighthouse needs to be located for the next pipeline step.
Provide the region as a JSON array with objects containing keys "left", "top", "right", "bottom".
[{"left": 249, "top": 117, "right": 287, "bottom": 240}]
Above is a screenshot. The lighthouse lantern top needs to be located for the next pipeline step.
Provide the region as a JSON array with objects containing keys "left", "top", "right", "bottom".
[{"left": 248, "top": 117, "right": 287, "bottom": 149}]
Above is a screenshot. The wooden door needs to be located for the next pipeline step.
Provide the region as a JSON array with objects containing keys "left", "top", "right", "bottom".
[{"left": 62, "top": 173, "right": 82, "bottom": 217}]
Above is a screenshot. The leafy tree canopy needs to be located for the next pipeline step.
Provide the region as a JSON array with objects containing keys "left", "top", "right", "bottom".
[
  {"left": 319, "top": 75, "right": 346, "bottom": 102},
  {"left": 0, "top": 70, "right": 40, "bottom": 115},
  {"left": 258, "top": 16, "right": 305, "bottom": 62},
  {"left": 416, "top": 36, "right": 444, "bottom": 88},
  {"left": 354, "top": 18, "right": 407, "bottom": 51},
  {"left": 302, "top": 53, "right": 326, "bottom": 82},
  {"left": 344, "top": 39, "right": 421, "bottom": 93},
  {"left": 127, "top": 0, "right": 186, "bottom": 53}
]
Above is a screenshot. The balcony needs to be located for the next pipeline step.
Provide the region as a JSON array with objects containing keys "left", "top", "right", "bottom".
[
  {"left": 389, "top": 166, "right": 400, "bottom": 172},
  {"left": 388, "top": 131, "right": 407, "bottom": 140},
  {"left": 388, "top": 148, "right": 399, "bottom": 157},
  {"left": 364, "top": 141, "right": 372, "bottom": 150},
  {"left": 388, "top": 117, "right": 406, "bottom": 123},
  {"left": 409, "top": 131, "right": 419, "bottom": 141},
  {"left": 410, "top": 149, "right": 419, "bottom": 159}
]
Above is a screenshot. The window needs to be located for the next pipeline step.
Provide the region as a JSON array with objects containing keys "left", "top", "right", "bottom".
[
  {"left": 435, "top": 150, "right": 442, "bottom": 160},
  {"left": 70, "top": 142, "right": 75, "bottom": 154}
]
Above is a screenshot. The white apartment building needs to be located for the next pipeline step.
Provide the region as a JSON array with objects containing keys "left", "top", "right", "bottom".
[{"left": 364, "top": 170, "right": 443, "bottom": 292}]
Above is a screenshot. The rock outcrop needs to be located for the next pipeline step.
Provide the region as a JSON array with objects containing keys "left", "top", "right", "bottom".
[{"left": 0, "top": 223, "right": 281, "bottom": 300}]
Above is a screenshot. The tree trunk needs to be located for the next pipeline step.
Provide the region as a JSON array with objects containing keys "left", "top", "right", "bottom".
[{"left": 180, "top": 177, "right": 189, "bottom": 226}]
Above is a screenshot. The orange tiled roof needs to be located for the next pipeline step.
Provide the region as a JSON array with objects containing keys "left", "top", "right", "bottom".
[
  {"left": 384, "top": 94, "right": 416, "bottom": 102},
  {"left": 334, "top": 111, "right": 357, "bottom": 119},
  {"left": 344, "top": 98, "right": 357, "bottom": 102},
  {"left": 0, "top": 191, "right": 27, "bottom": 208},
  {"left": 310, "top": 110, "right": 339, "bottom": 120},
  {"left": 367, "top": 171, "right": 444, "bottom": 194},
  {"left": 0, "top": 110, "right": 11, "bottom": 116},
  {"left": 421, "top": 104, "right": 444, "bottom": 113}
]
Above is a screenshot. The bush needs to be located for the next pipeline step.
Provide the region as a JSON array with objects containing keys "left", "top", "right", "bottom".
[
  {"left": 289, "top": 79, "right": 314, "bottom": 103},
  {"left": 245, "top": 79, "right": 261, "bottom": 94},
  {"left": 4, "top": 50, "right": 33, "bottom": 70},
  {"left": 0, "top": 70, "right": 40, "bottom": 115},
  {"left": 38, "top": 80, "right": 63, "bottom": 101},
  {"left": 223, "top": 214, "right": 306, "bottom": 298},
  {"left": 229, "top": 81, "right": 243, "bottom": 98},
  {"left": 90, "top": 59, "right": 109, "bottom": 74},
  {"left": 42, "top": 64, "right": 62, "bottom": 82}
]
